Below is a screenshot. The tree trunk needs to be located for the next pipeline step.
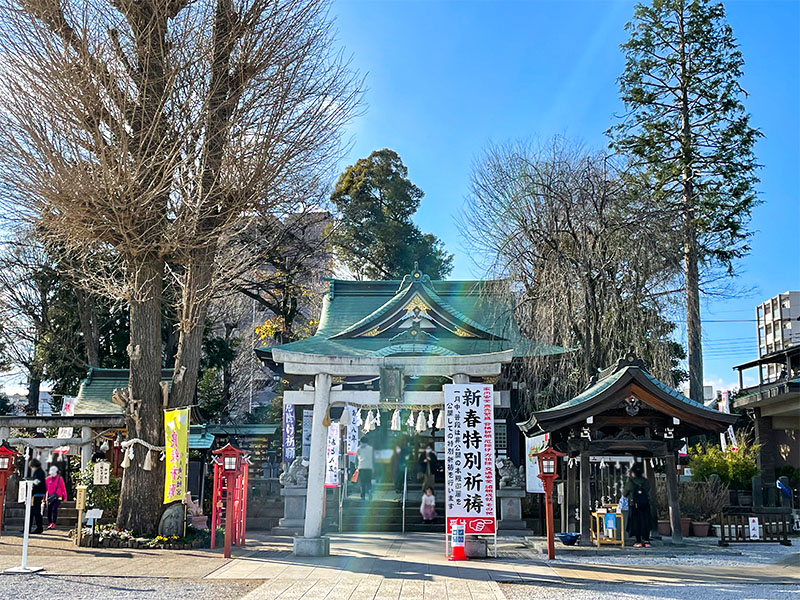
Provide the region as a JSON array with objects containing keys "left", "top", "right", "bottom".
[
  {"left": 26, "top": 373, "right": 41, "bottom": 415},
  {"left": 75, "top": 288, "right": 100, "bottom": 367},
  {"left": 170, "top": 245, "right": 216, "bottom": 410},
  {"left": 679, "top": 15, "right": 703, "bottom": 404},
  {"left": 117, "top": 257, "right": 165, "bottom": 535}
]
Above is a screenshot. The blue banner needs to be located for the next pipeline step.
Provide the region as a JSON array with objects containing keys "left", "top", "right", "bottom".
[{"left": 283, "top": 403, "right": 295, "bottom": 462}]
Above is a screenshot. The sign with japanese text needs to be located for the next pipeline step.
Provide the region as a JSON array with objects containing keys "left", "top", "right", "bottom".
[
  {"left": 302, "top": 410, "right": 313, "bottom": 457},
  {"left": 283, "top": 403, "right": 296, "bottom": 463},
  {"left": 444, "top": 383, "right": 496, "bottom": 534},
  {"left": 57, "top": 396, "right": 75, "bottom": 441},
  {"left": 93, "top": 461, "right": 110, "bottom": 485},
  {"left": 525, "top": 434, "right": 548, "bottom": 494},
  {"left": 718, "top": 391, "right": 738, "bottom": 452},
  {"left": 345, "top": 405, "right": 359, "bottom": 456},
  {"left": 163, "top": 408, "right": 189, "bottom": 503},
  {"left": 748, "top": 516, "right": 760, "bottom": 540},
  {"left": 324, "top": 423, "right": 340, "bottom": 488}
]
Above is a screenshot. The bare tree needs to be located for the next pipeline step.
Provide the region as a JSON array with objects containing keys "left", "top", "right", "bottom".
[
  {"left": 463, "top": 138, "right": 685, "bottom": 410},
  {"left": 0, "top": 0, "right": 360, "bottom": 533}
]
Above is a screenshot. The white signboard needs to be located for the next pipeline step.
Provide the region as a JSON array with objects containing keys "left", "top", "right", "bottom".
[
  {"left": 302, "top": 410, "right": 313, "bottom": 457},
  {"left": 85, "top": 508, "right": 104, "bottom": 525},
  {"left": 444, "top": 383, "right": 496, "bottom": 534},
  {"left": 57, "top": 396, "right": 75, "bottom": 439},
  {"left": 525, "top": 434, "right": 547, "bottom": 494},
  {"left": 748, "top": 516, "right": 760, "bottom": 540},
  {"left": 17, "top": 480, "right": 31, "bottom": 504},
  {"left": 93, "top": 461, "right": 110, "bottom": 485},
  {"left": 345, "top": 405, "right": 359, "bottom": 456},
  {"left": 324, "top": 424, "right": 340, "bottom": 488}
]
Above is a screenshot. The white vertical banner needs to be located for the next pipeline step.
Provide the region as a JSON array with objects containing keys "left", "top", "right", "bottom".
[
  {"left": 525, "top": 434, "right": 548, "bottom": 494},
  {"left": 345, "top": 405, "right": 359, "bottom": 456},
  {"left": 444, "top": 383, "right": 496, "bottom": 535},
  {"left": 324, "top": 423, "right": 340, "bottom": 488},
  {"left": 718, "top": 391, "right": 737, "bottom": 451},
  {"left": 302, "top": 409, "right": 313, "bottom": 457},
  {"left": 748, "top": 516, "right": 760, "bottom": 540}
]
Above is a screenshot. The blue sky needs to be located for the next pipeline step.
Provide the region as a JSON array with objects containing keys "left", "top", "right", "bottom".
[{"left": 330, "top": 0, "right": 800, "bottom": 393}]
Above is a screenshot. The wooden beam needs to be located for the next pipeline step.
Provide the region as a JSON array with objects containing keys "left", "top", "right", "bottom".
[
  {"left": 664, "top": 451, "right": 683, "bottom": 544},
  {"left": 579, "top": 451, "right": 591, "bottom": 545}
]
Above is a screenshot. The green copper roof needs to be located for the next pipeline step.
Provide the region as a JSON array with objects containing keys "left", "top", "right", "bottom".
[
  {"left": 259, "top": 271, "right": 568, "bottom": 359},
  {"left": 74, "top": 368, "right": 174, "bottom": 415}
]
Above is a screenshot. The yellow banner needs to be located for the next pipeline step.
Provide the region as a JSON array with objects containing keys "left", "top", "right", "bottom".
[{"left": 164, "top": 408, "right": 189, "bottom": 504}]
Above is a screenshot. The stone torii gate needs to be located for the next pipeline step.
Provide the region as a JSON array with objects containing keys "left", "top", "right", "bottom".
[{"left": 273, "top": 350, "right": 511, "bottom": 556}]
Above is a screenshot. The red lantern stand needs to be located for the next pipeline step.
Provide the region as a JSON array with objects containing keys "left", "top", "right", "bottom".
[
  {"left": 210, "top": 444, "right": 250, "bottom": 558},
  {"left": 0, "top": 442, "right": 20, "bottom": 538},
  {"left": 533, "top": 446, "right": 566, "bottom": 560}
]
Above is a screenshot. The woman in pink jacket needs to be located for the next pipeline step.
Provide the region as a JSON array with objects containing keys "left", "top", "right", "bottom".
[{"left": 45, "top": 466, "right": 67, "bottom": 529}]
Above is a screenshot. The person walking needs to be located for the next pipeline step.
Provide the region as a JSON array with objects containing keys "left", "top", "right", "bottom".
[
  {"left": 356, "top": 440, "right": 374, "bottom": 500},
  {"left": 45, "top": 465, "right": 67, "bottom": 529},
  {"left": 418, "top": 444, "right": 438, "bottom": 492},
  {"left": 624, "top": 463, "right": 652, "bottom": 547},
  {"left": 28, "top": 459, "right": 46, "bottom": 534}
]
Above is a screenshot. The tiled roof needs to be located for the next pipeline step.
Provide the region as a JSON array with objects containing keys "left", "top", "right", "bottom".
[{"left": 74, "top": 368, "right": 174, "bottom": 415}]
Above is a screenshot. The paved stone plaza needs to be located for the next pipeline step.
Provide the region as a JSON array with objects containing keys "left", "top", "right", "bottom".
[{"left": 0, "top": 531, "right": 797, "bottom": 599}]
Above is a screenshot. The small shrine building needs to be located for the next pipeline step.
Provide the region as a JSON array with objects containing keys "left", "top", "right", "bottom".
[{"left": 519, "top": 354, "right": 738, "bottom": 544}]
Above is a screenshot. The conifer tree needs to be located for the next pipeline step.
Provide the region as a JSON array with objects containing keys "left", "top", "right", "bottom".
[{"left": 609, "top": 0, "right": 761, "bottom": 402}]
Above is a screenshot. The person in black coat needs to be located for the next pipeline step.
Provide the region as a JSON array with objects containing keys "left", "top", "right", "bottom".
[{"left": 28, "top": 458, "right": 46, "bottom": 534}]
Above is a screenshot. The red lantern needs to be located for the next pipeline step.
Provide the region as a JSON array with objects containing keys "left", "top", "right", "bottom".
[
  {"left": 0, "top": 442, "right": 20, "bottom": 538},
  {"left": 533, "top": 446, "right": 566, "bottom": 560},
  {"left": 210, "top": 444, "right": 249, "bottom": 558}
]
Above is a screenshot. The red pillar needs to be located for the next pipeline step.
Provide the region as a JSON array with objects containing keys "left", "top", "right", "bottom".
[
  {"left": 544, "top": 480, "right": 555, "bottom": 560},
  {"left": 224, "top": 474, "right": 233, "bottom": 559}
]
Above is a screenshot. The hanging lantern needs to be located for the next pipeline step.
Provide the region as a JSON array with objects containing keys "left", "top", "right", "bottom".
[
  {"left": 435, "top": 409, "right": 445, "bottom": 429},
  {"left": 415, "top": 410, "right": 427, "bottom": 433},
  {"left": 390, "top": 409, "right": 401, "bottom": 431},
  {"left": 143, "top": 449, "right": 154, "bottom": 471},
  {"left": 406, "top": 410, "right": 416, "bottom": 427}
]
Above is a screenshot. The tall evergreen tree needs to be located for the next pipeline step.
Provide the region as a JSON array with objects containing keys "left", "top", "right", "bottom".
[
  {"left": 609, "top": 0, "right": 761, "bottom": 403},
  {"left": 329, "top": 149, "right": 453, "bottom": 280}
]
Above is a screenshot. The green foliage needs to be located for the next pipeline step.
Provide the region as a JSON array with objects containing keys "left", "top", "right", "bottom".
[
  {"left": 0, "top": 392, "right": 12, "bottom": 416},
  {"left": 688, "top": 435, "right": 760, "bottom": 489},
  {"left": 329, "top": 149, "right": 453, "bottom": 280},
  {"left": 609, "top": 0, "right": 761, "bottom": 270},
  {"left": 79, "top": 462, "right": 122, "bottom": 517},
  {"left": 196, "top": 368, "right": 226, "bottom": 422},
  {"left": 243, "top": 394, "right": 282, "bottom": 425}
]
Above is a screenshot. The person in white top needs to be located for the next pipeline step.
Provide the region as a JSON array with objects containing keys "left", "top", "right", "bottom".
[
  {"left": 356, "top": 441, "right": 374, "bottom": 499},
  {"left": 420, "top": 486, "right": 436, "bottom": 523}
]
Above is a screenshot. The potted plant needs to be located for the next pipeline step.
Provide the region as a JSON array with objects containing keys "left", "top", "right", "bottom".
[{"left": 692, "top": 477, "right": 729, "bottom": 537}]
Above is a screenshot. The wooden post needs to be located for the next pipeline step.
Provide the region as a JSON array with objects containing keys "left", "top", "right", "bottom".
[
  {"left": 645, "top": 460, "right": 660, "bottom": 539},
  {"left": 579, "top": 451, "right": 591, "bottom": 544},
  {"left": 566, "top": 458, "right": 576, "bottom": 532},
  {"left": 664, "top": 451, "right": 683, "bottom": 544}
]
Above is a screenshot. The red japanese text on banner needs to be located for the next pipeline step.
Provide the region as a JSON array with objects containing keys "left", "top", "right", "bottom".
[{"left": 444, "top": 383, "right": 496, "bottom": 534}]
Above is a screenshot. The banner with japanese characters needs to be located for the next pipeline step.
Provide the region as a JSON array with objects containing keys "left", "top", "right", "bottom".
[
  {"left": 302, "top": 410, "right": 313, "bottom": 457},
  {"left": 324, "top": 423, "right": 340, "bottom": 488},
  {"left": 283, "top": 403, "right": 296, "bottom": 463},
  {"left": 164, "top": 408, "right": 189, "bottom": 503},
  {"left": 345, "top": 405, "right": 359, "bottom": 456},
  {"left": 444, "top": 383, "right": 496, "bottom": 534}
]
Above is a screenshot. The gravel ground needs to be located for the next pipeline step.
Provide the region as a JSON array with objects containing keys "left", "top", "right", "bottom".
[
  {"left": 0, "top": 575, "right": 259, "bottom": 600},
  {"left": 501, "top": 581, "right": 800, "bottom": 600},
  {"left": 546, "top": 543, "right": 799, "bottom": 567}
]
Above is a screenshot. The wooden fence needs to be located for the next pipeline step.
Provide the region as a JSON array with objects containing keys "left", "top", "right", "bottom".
[{"left": 718, "top": 512, "right": 792, "bottom": 546}]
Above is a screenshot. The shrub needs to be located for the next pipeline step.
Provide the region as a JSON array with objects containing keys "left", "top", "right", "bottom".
[
  {"left": 79, "top": 462, "right": 121, "bottom": 517},
  {"left": 687, "top": 430, "right": 760, "bottom": 489}
]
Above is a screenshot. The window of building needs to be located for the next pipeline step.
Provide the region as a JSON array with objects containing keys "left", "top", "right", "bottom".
[{"left": 494, "top": 420, "right": 508, "bottom": 452}]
